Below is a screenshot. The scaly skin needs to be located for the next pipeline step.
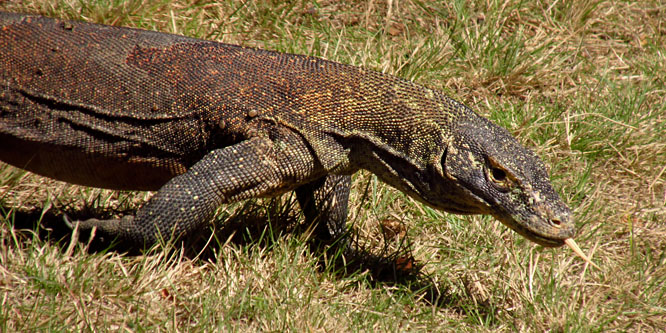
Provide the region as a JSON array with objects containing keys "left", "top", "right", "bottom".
[{"left": 0, "top": 12, "right": 574, "bottom": 248}]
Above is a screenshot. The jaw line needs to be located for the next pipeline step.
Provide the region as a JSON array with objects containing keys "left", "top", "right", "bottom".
[
  {"left": 491, "top": 212, "right": 565, "bottom": 247},
  {"left": 523, "top": 232, "right": 566, "bottom": 247}
]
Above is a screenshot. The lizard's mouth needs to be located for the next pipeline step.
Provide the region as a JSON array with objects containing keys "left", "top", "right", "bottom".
[
  {"left": 521, "top": 232, "right": 566, "bottom": 247},
  {"left": 491, "top": 212, "right": 573, "bottom": 248}
]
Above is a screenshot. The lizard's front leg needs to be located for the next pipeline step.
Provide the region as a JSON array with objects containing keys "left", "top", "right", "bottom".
[
  {"left": 76, "top": 136, "right": 320, "bottom": 246},
  {"left": 296, "top": 174, "right": 351, "bottom": 247}
]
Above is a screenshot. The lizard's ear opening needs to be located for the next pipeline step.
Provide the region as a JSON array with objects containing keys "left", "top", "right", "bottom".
[
  {"left": 440, "top": 128, "right": 487, "bottom": 194},
  {"left": 441, "top": 126, "right": 474, "bottom": 181},
  {"left": 438, "top": 146, "right": 448, "bottom": 175},
  {"left": 441, "top": 141, "right": 460, "bottom": 180},
  {"left": 441, "top": 143, "right": 477, "bottom": 182}
]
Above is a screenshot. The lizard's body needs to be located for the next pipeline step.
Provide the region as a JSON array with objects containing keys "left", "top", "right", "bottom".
[{"left": 0, "top": 12, "right": 575, "bottom": 249}]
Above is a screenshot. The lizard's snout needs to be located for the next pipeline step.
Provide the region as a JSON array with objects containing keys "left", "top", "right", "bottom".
[
  {"left": 548, "top": 207, "right": 575, "bottom": 235},
  {"left": 521, "top": 203, "right": 576, "bottom": 247}
]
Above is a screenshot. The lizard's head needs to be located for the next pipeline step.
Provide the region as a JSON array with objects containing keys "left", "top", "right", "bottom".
[{"left": 434, "top": 115, "right": 575, "bottom": 247}]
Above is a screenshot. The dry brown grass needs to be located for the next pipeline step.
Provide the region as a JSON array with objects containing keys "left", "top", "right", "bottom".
[{"left": 1, "top": 0, "right": 665, "bottom": 331}]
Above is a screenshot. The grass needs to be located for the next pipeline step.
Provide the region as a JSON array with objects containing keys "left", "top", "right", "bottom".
[{"left": 1, "top": 0, "right": 665, "bottom": 331}]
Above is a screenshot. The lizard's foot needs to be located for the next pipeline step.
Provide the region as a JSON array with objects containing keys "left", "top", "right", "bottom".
[{"left": 63, "top": 214, "right": 146, "bottom": 252}]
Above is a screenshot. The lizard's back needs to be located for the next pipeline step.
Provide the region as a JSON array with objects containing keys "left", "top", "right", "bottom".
[{"left": 0, "top": 12, "right": 461, "bottom": 190}]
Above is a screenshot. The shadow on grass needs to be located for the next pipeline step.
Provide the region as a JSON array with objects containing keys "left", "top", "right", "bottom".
[{"left": 1, "top": 201, "right": 499, "bottom": 322}]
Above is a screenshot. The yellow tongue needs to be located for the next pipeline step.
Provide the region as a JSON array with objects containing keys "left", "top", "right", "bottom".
[{"left": 564, "top": 238, "right": 599, "bottom": 269}]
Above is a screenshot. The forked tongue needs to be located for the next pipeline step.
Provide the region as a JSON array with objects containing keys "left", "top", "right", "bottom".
[{"left": 564, "top": 238, "right": 599, "bottom": 269}]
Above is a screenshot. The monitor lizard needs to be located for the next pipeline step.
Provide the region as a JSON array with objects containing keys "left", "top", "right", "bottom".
[{"left": 0, "top": 12, "right": 593, "bottom": 264}]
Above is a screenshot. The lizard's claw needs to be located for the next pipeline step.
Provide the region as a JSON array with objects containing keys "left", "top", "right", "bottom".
[{"left": 62, "top": 213, "right": 75, "bottom": 230}]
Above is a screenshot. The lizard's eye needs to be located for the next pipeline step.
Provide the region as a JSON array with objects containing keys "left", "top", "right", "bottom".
[
  {"left": 487, "top": 163, "right": 511, "bottom": 191},
  {"left": 491, "top": 168, "right": 507, "bottom": 182}
]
